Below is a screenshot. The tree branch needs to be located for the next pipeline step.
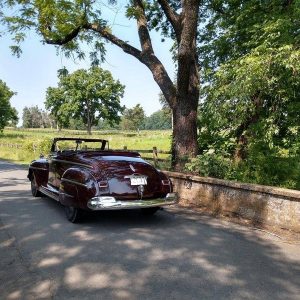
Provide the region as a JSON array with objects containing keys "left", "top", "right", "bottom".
[
  {"left": 43, "top": 26, "right": 82, "bottom": 45},
  {"left": 157, "top": 0, "right": 182, "bottom": 41},
  {"left": 133, "top": 0, "right": 154, "bottom": 55},
  {"left": 44, "top": 17, "right": 176, "bottom": 108},
  {"left": 86, "top": 22, "right": 176, "bottom": 105},
  {"left": 132, "top": 0, "right": 176, "bottom": 107},
  {"left": 85, "top": 23, "right": 143, "bottom": 60}
]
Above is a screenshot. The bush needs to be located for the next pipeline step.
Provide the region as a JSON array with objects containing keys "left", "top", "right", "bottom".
[
  {"left": 22, "top": 138, "right": 53, "bottom": 155},
  {"left": 185, "top": 150, "right": 236, "bottom": 179},
  {"left": 234, "top": 148, "right": 300, "bottom": 189},
  {"left": 185, "top": 145, "right": 300, "bottom": 190},
  {"left": 39, "top": 138, "right": 53, "bottom": 154}
]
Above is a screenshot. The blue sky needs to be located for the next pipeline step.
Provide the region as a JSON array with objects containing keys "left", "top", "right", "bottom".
[{"left": 0, "top": 3, "right": 175, "bottom": 124}]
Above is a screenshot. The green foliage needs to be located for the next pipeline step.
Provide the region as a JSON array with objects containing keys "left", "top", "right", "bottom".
[
  {"left": 186, "top": 150, "right": 234, "bottom": 179},
  {"left": 144, "top": 109, "right": 171, "bottom": 130},
  {"left": 96, "top": 119, "right": 120, "bottom": 130},
  {"left": 235, "top": 143, "right": 300, "bottom": 189},
  {"left": 195, "top": 0, "right": 300, "bottom": 188},
  {"left": 186, "top": 143, "right": 300, "bottom": 190},
  {"left": 45, "top": 67, "right": 125, "bottom": 134},
  {"left": 68, "top": 118, "right": 86, "bottom": 130},
  {"left": 22, "top": 106, "right": 53, "bottom": 128},
  {"left": 0, "top": 80, "right": 18, "bottom": 131},
  {"left": 199, "top": 1, "right": 300, "bottom": 150},
  {"left": 2, "top": 0, "right": 107, "bottom": 63},
  {"left": 190, "top": 0, "right": 300, "bottom": 189},
  {"left": 2, "top": 0, "right": 202, "bottom": 166},
  {"left": 1, "top": 0, "right": 183, "bottom": 65},
  {"left": 0, "top": 128, "right": 172, "bottom": 166},
  {"left": 121, "top": 104, "right": 145, "bottom": 131},
  {"left": 21, "top": 137, "right": 52, "bottom": 154},
  {"left": 39, "top": 137, "right": 53, "bottom": 154}
]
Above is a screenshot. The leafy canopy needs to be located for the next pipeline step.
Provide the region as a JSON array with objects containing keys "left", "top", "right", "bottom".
[
  {"left": 2, "top": 0, "right": 180, "bottom": 63},
  {"left": 22, "top": 105, "right": 53, "bottom": 128},
  {"left": 187, "top": 0, "right": 300, "bottom": 188},
  {"left": 0, "top": 80, "right": 18, "bottom": 131},
  {"left": 45, "top": 67, "right": 125, "bottom": 132},
  {"left": 199, "top": 0, "right": 300, "bottom": 153},
  {"left": 144, "top": 109, "right": 171, "bottom": 130},
  {"left": 121, "top": 104, "right": 145, "bottom": 131}
]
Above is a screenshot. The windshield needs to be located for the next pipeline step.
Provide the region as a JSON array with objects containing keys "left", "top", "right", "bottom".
[{"left": 51, "top": 138, "right": 109, "bottom": 152}]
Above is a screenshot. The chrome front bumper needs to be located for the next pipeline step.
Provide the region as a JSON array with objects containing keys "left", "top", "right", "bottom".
[{"left": 87, "top": 193, "right": 178, "bottom": 210}]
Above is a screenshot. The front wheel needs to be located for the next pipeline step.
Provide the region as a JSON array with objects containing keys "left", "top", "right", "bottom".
[
  {"left": 31, "top": 175, "right": 42, "bottom": 197},
  {"left": 64, "top": 206, "right": 83, "bottom": 223}
]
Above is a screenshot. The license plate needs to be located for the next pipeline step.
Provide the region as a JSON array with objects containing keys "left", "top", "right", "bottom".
[{"left": 130, "top": 176, "right": 147, "bottom": 186}]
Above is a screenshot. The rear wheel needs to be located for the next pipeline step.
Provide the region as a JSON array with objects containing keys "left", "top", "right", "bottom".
[
  {"left": 140, "top": 207, "right": 160, "bottom": 216},
  {"left": 31, "top": 175, "right": 42, "bottom": 197},
  {"left": 64, "top": 206, "right": 83, "bottom": 223}
]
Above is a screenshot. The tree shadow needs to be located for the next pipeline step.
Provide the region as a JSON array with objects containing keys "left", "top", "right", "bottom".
[
  {"left": 0, "top": 161, "right": 28, "bottom": 173},
  {"left": 0, "top": 169, "right": 300, "bottom": 299}
]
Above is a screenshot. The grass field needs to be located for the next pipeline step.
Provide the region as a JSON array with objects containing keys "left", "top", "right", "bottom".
[{"left": 0, "top": 128, "right": 172, "bottom": 167}]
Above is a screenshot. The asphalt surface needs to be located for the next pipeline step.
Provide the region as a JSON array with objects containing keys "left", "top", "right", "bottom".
[{"left": 0, "top": 160, "right": 300, "bottom": 300}]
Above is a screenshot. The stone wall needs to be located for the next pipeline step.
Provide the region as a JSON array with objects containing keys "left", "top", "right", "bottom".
[{"left": 163, "top": 171, "right": 300, "bottom": 232}]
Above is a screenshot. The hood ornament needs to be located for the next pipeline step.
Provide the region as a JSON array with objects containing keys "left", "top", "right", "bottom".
[{"left": 129, "top": 164, "right": 136, "bottom": 172}]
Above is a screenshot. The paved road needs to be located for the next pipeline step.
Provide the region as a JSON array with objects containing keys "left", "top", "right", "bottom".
[{"left": 0, "top": 160, "right": 300, "bottom": 300}]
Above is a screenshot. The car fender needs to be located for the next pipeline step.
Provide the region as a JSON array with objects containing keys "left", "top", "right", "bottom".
[
  {"left": 59, "top": 167, "right": 99, "bottom": 209},
  {"left": 28, "top": 159, "right": 49, "bottom": 187}
]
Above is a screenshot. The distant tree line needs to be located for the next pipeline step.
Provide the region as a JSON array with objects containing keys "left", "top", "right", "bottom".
[
  {"left": 22, "top": 106, "right": 54, "bottom": 128},
  {"left": 21, "top": 103, "right": 171, "bottom": 132},
  {"left": 15, "top": 66, "right": 171, "bottom": 133}
]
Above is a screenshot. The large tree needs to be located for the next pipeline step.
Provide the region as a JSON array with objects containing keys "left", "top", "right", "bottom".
[
  {"left": 0, "top": 80, "right": 18, "bottom": 131},
  {"left": 45, "top": 67, "right": 125, "bottom": 134},
  {"left": 199, "top": 0, "right": 300, "bottom": 160},
  {"left": 22, "top": 105, "right": 53, "bottom": 128},
  {"left": 2, "top": 0, "right": 201, "bottom": 168},
  {"left": 121, "top": 104, "right": 145, "bottom": 131}
]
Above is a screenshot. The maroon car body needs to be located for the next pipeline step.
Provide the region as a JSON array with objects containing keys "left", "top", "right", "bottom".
[{"left": 28, "top": 138, "right": 177, "bottom": 222}]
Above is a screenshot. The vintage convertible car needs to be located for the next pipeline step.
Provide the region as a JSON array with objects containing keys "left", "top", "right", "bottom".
[{"left": 28, "top": 138, "right": 178, "bottom": 222}]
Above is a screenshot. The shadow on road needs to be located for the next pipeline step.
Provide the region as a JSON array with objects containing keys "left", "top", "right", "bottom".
[
  {"left": 0, "top": 168, "right": 300, "bottom": 299},
  {"left": 0, "top": 161, "right": 27, "bottom": 174}
]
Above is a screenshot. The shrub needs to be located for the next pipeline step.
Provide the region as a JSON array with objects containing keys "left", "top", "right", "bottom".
[
  {"left": 185, "top": 144, "right": 300, "bottom": 190},
  {"left": 185, "top": 149, "right": 235, "bottom": 179}
]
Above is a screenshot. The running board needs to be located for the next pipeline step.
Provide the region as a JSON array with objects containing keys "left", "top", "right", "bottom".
[{"left": 40, "top": 185, "right": 59, "bottom": 202}]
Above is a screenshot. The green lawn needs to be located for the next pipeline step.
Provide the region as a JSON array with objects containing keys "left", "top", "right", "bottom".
[{"left": 0, "top": 128, "right": 172, "bottom": 167}]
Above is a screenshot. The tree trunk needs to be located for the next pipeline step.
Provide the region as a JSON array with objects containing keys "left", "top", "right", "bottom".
[
  {"left": 42, "top": 0, "right": 201, "bottom": 166},
  {"left": 171, "top": 93, "right": 198, "bottom": 170},
  {"left": 86, "top": 101, "right": 92, "bottom": 135},
  {"left": 87, "top": 123, "right": 92, "bottom": 135},
  {"left": 234, "top": 134, "right": 248, "bottom": 162}
]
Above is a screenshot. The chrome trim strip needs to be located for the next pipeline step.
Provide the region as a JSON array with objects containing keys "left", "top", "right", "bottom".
[
  {"left": 61, "top": 178, "right": 87, "bottom": 187},
  {"left": 87, "top": 193, "right": 178, "bottom": 210},
  {"left": 40, "top": 186, "right": 59, "bottom": 202},
  {"left": 59, "top": 192, "right": 75, "bottom": 199},
  {"left": 29, "top": 166, "right": 48, "bottom": 171},
  {"left": 52, "top": 159, "right": 92, "bottom": 169}
]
